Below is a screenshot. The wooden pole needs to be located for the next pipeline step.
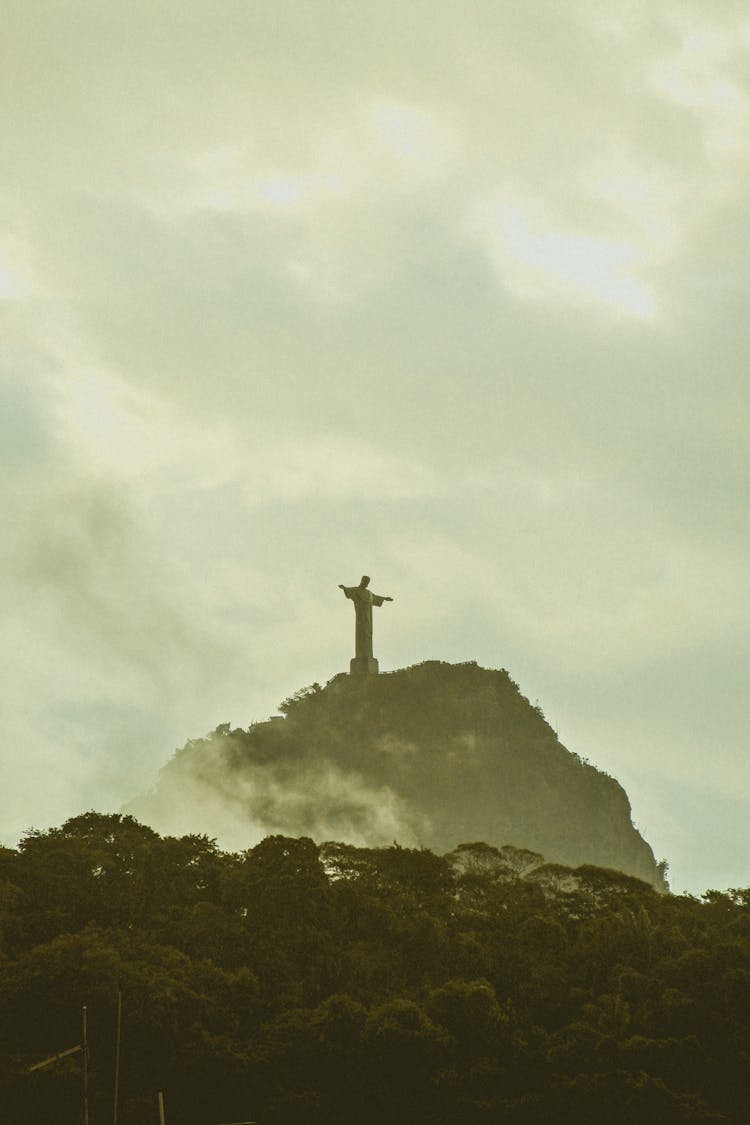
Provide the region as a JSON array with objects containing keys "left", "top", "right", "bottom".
[
  {"left": 157, "top": 1090, "right": 166, "bottom": 1125},
  {"left": 113, "top": 989, "right": 122, "bottom": 1125},
  {"left": 82, "top": 1005, "right": 90, "bottom": 1125}
]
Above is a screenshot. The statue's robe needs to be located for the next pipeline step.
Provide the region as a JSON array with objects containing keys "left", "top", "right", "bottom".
[{"left": 341, "top": 585, "right": 387, "bottom": 660}]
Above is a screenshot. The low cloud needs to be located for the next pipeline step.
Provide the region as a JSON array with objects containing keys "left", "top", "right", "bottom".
[{"left": 126, "top": 741, "right": 430, "bottom": 853}]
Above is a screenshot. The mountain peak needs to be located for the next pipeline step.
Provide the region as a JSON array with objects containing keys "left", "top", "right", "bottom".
[{"left": 126, "top": 660, "right": 666, "bottom": 890}]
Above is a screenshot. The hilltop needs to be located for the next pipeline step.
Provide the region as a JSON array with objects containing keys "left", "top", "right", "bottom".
[{"left": 127, "top": 661, "right": 666, "bottom": 889}]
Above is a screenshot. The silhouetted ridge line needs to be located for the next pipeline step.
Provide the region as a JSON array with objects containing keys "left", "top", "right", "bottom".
[{"left": 125, "top": 660, "right": 667, "bottom": 890}]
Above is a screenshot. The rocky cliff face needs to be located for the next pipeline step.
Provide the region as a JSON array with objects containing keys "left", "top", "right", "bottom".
[{"left": 126, "top": 661, "right": 667, "bottom": 890}]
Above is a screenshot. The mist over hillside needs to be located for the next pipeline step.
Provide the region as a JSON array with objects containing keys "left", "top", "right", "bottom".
[{"left": 126, "top": 661, "right": 666, "bottom": 890}]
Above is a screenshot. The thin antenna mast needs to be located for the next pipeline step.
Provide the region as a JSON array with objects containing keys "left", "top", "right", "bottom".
[
  {"left": 113, "top": 989, "right": 122, "bottom": 1125},
  {"left": 82, "top": 1005, "right": 90, "bottom": 1125}
]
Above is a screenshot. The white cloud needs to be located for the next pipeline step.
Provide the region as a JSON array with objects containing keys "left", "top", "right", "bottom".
[
  {"left": 134, "top": 99, "right": 449, "bottom": 222},
  {"left": 52, "top": 362, "right": 435, "bottom": 503},
  {"left": 467, "top": 199, "right": 656, "bottom": 318},
  {"left": 0, "top": 237, "right": 35, "bottom": 300},
  {"left": 580, "top": 155, "right": 681, "bottom": 255},
  {"left": 368, "top": 99, "right": 451, "bottom": 170},
  {"left": 650, "top": 20, "right": 750, "bottom": 155}
]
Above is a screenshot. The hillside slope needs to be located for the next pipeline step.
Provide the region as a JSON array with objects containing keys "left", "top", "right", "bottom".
[{"left": 126, "top": 661, "right": 666, "bottom": 889}]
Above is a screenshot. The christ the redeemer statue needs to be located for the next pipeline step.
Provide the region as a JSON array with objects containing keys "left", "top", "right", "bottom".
[{"left": 338, "top": 575, "right": 394, "bottom": 675}]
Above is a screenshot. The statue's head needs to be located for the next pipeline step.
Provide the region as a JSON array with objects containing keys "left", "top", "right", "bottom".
[{"left": 360, "top": 575, "right": 370, "bottom": 587}]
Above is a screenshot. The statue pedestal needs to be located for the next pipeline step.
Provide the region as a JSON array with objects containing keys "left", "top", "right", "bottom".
[{"left": 350, "top": 656, "right": 379, "bottom": 675}]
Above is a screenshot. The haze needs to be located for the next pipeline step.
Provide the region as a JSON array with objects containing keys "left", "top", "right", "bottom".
[{"left": 3, "top": 2, "right": 749, "bottom": 894}]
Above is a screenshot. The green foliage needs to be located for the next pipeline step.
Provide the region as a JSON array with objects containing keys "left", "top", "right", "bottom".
[
  {"left": 133, "top": 661, "right": 666, "bottom": 891},
  {"left": 0, "top": 819, "right": 747, "bottom": 1123}
]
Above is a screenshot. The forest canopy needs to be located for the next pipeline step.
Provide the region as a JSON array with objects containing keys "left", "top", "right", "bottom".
[{"left": 0, "top": 813, "right": 747, "bottom": 1123}]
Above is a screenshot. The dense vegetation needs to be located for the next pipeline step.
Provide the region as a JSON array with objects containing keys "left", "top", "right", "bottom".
[
  {"left": 128, "top": 661, "right": 665, "bottom": 887},
  {"left": 0, "top": 814, "right": 747, "bottom": 1123}
]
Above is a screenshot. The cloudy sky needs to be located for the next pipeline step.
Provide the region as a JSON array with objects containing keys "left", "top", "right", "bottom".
[{"left": 3, "top": 1, "right": 750, "bottom": 893}]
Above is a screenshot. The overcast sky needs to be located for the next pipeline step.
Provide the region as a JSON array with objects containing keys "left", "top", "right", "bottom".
[{"left": 3, "top": 1, "right": 750, "bottom": 893}]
